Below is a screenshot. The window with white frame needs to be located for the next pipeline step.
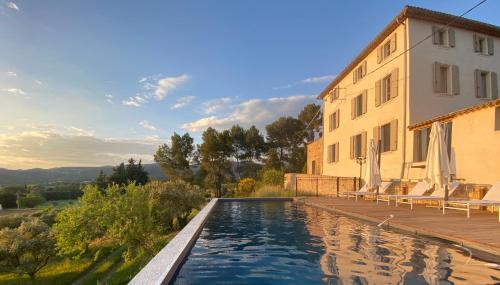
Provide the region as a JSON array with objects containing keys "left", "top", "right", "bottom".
[
  {"left": 329, "top": 110, "right": 339, "bottom": 132},
  {"left": 381, "top": 75, "right": 391, "bottom": 103},
  {"left": 474, "top": 34, "right": 494, "bottom": 55},
  {"left": 413, "top": 127, "right": 431, "bottom": 162},
  {"left": 475, "top": 69, "right": 499, "bottom": 99},
  {"left": 327, "top": 143, "right": 339, "bottom": 163},
  {"left": 350, "top": 132, "right": 366, "bottom": 159},
  {"left": 351, "top": 92, "right": 366, "bottom": 119},
  {"left": 432, "top": 26, "right": 455, "bottom": 47}
]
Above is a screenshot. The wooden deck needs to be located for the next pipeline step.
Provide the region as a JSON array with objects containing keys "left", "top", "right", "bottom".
[{"left": 299, "top": 197, "right": 500, "bottom": 260}]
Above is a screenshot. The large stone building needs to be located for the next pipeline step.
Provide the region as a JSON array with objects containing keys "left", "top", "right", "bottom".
[{"left": 312, "top": 6, "right": 500, "bottom": 185}]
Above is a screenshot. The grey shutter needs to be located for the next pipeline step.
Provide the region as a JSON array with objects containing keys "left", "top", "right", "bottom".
[
  {"left": 448, "top": 29, "right": 455, "bottom": 47},
  {"left": 351, "top": 98, "right": 355, "bottom": 119},
  {"left": 433, "top": 62, "right": 441, "bottom": 93},
  {"left": 350, "top": 136, "right": 354, "bottom": 159},
  {"left": 492, "top": 72, "right": 498, "bottom": 99},
  {"left": 353, "top": 71, "right": 357, "bottom": 84},
  {"left": 473, "top": 34, "right": 479, "bottom": 52},
  {"left": 390, "top": 68, "right": 399, "bottom": 99},
  {"left": 375, "top": 80, "right": 381, "bottom": 107},
  {"left": 390, "top": 119, "right": 398, "bottom": 151},
  {"left": 363, "top": 61, "right": 367, "bottom": 76},
  {"left": 327, "top": 145, "right": 331, "bottom": 163},
  {"left": 432, "top": 26, "right": 439, "bottom": 44},
  {"left": 328, "top": 113, "right": 332, "bottom": 132},
  {"left": 335, "top": 143, "right": 339, "bottom": 162},
  {"left": 336, "top": 110, "right": 340, "bottom": 128},
  {"left": 413, "top": 130, "right": 420, "bottom": 162},
  {"left": 362, "top": 90, "right": 367, "bottom": 114},
  {"left": 377, "top": 46, "right": 382, "bottom": 63},
  {"left": 475, "top": 69, "right": 482, "bottom": 98},
  {"left": 361, "top": 131, "right": 367, "bottom": 157},
  {"left": 373, "top": 126, "right": 380, "bottom": 148},
  {"left": 487, "top": 37, "right": 494, "bottom": 55},
  {"left": 391, "top": 33, "right": 397, "bottom": 52},
  {"left": 452, "top": 65, "right": 460, "bottom": 95}
]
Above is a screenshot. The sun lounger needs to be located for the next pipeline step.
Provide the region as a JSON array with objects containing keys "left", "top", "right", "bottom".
[
  {"left": 376, "top": 181, "right": 431, "bottom": 205},
  {"left": 344, "top": 181, "right": 392, "bottom": 201},
  {"left": 443, "top": 182, "right": 500, "bottom": 222},
  {"left": 395, "top": 181, "right": 460, "bottom": 210}
]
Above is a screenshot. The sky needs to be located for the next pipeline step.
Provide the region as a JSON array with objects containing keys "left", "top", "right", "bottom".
[{"left": 0, "top": 0, "right": 499, "bottom": 169}]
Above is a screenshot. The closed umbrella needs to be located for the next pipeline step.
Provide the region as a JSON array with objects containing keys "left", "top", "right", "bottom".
[
  {"left": 424, "top": 122, "right": 451, "bottom": 200},
  {"left": 364, "top": 139, "right": 382, "bottom": 194}
]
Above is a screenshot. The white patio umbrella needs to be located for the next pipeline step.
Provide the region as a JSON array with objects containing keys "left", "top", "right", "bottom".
[
  {"left": 364, "top": 139, "right": 382, "bottom": 193},
  {"left": 424, "top": 122, "right": 451, "bottom": 200}
]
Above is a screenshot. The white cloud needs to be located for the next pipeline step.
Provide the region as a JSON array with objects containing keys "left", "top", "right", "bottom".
[
  {"left": 154, "top": 74, "right": 189, "bottom": 100},
  {"left": 5, "top": 2, "right": 19, "bottom": 11},
  {"left": 68, "top": 126, "right": 94, "bottom": 137},
  {"left": 0, "top": 130, "right": 159, "bottom": 169},
  {"left": 122, "top": 95, "right": 147, "bottom": 107},
  {"left": 35, "top": 80, "right": 43, "bottom": 85},
  {"left": 202, "top": 97, "right": 233, "bottom": 115},
  {"left": 139, "top": 120, "right": 157, "bottom": 131},
  {"left": 4, "top": 88, "right": 26, "bottom": 95},
  {"left": 171, "top": 96, "right": 195, "bottom": 110},
  {"left": 6, "top": 71, "right": 17, "bottom": 76},
  {"left": 105, "top": 94, "right": 114, "bottom": 104},
  {"left": 300, "top": 75, "right": 336, "bottom": 84},
  {"left": 182, "top": 95, "right": 316, "bottom": 132}
]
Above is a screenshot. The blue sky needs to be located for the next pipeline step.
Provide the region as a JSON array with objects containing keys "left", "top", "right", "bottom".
[{"left": 0, "top": 0, "right": 498, "bottom": 169}]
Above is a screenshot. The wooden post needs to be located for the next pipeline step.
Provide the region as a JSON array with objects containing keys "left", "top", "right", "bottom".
[{"left": 336, "top": 177, "right": 340, "bottom": 197}]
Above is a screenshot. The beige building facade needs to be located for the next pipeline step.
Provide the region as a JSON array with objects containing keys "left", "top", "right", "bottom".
[{"left": 317, "top": 6, "right": 500, "bottom": 185}]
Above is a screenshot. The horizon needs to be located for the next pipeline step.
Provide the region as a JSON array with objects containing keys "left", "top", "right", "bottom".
[{"left": 1, "top": 0, "right": 499, "bottom": 169}]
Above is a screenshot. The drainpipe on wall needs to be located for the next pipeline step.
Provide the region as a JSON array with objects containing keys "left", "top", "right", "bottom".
[{"left": 399, "top": 17, "right": 409, "bottom": 179}]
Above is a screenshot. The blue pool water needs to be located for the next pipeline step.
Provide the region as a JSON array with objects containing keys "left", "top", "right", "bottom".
[{"left": 171, "top": 201, "right": 500, "bottom": 284}]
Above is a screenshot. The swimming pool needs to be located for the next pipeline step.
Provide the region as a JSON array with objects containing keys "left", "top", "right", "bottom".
[{"left": 170, "top": 201, "right": 499, "bottom": 284}]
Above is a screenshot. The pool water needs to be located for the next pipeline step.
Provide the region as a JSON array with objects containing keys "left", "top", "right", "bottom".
[{"left": 171, "top": 201, "right": 500, "bottom": 284}]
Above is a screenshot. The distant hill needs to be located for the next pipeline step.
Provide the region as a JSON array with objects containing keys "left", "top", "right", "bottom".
[{"left": 0, "top": 164, "right": 166, "bottom": 186}]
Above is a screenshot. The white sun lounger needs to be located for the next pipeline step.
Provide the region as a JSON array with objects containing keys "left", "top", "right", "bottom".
[
  {"left": 344, "top": 181, "right": 392, "bottom": 201},
  {"left": 443, "top": 182, "right": 500, "bottom": 222},
  {"left": 394, "top": 181, "right": 461, "bottom": 210},
  {"left": 376, "top": 181, "right": 431, "bottom": 206}
]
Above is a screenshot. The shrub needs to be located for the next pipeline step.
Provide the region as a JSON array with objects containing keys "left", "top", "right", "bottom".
[
  {"left": 17, "top": 194, "right": 46, "bottom": 208},
  {"left": 261, "top": 169, "right": 284, "bottom": 186},
  {"left": 250, "top": 185, "right": 292, "bottom": 198},
  {"left": 0, "top": 191, "right": 17, "bottom": 208},
  {"left": 237, "top": 178, "right": 257, "bottom": 196},
  {"left": 0, "top": 215, "right": 28, "bottom": 229}
]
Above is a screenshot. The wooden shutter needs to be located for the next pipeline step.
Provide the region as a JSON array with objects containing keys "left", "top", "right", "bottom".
[
  {"left": 361, "top": 131, "right": 367, "bottom": 157},
  {"left": 452, "top": 65, "right": 460, "bottom": 95},
  {"left": 351, "top": 98, "right": 355, "bottom": 119},
  {"left": 327, "top": 144, "right": 332, "bottom": 163},
  {"left": 328, "top": 113, "right": 332, "bottom": 132},
  {"left": 492, "top": 72, "right": 498, "bottom": 99},
  {"left": 432, "top": 26, "right": 439, "bottom": 44},
  {"left": 353, "top": 70, "right": 357, "bottom": 84},
  {"left": 413, "top": 130, "right": 420, "bottom": 162},
  {"left": 390, "top": 33, "right": 397, "bottom": 52},
  {"left": 487, "top": 37, "right": 494, "bottom": 55},
  {"left": 336, "top": 143, "right": 339, "bottom": 162},
  {"left": 475, "top": 69, "right": 482, "bottom": 98},
  {"left": 390, "top": 68, "right": 399, "bottom": 99},
  {"left": 389, "top": 119, "right": 398, "bottom": 151},
  {"left": 473, "top": 34, "right": 479, "bottom": 52},
  {"left": 350, "top": 136, "right": 354, "bottom": 159},
  {"left": 362, "top": 90, "right": 367, "bottom": 114},
  {"left": 363, "top": 61, "right": 367, "bottom": 76},
  {"left": 373, "top": 126, "right": 380, "bottom": 147},
  {"left": 375, "top": 80, "right": 381, "bottom": 107},
  {"left": 336, "top": 110, "right": 340, "bottom": 128},
  {"left": 448, "top": 29, "right": 455, "bottom": 47},
  {"left": 433, "top": 62, "right": 441, "bottom": 93}
]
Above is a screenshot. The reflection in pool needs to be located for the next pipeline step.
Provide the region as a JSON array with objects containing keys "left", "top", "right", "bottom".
[{"left": 171, "top": 201, "right": 500, "bottom": 284}]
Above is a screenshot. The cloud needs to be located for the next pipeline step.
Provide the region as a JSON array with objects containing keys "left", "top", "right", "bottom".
[
  {"left": 300, "top": 75, "right": 336, "bottom": 84},
  {"left": 68, "top": 126, "right": 94, "bottom": 137},
  {"left": 154, "top": 74, "right": 189, "bottom": 100},
  {"left": 35, "top": 80, "right": 43, "bottom": 85},
  {"left": 139, "top": 120, "right": 157, "bottom": 131},
  {"left": 5, "top": 2, "right": 19, "bottom": 11},
  {"left": 202, "top": 97, "right": 233, "bottom": 115},
  {"left": 4, "top": 88, "right": 26, "bottom": 95},
  {"left": 105, "top": 94, "right": 114, "bottom": 104},
  {"left": 182, "top": 95, "right": 316, "bottom": 132},
  {"left": 122, "top": 95, "right": 147, "bottom": 107},
  {"left": 6, "top": 71, "right": 17, "bottom": 76},
  {"left": 0, "top": 130, "right": 159, "bottom": 169},
  {"left": 171, "top": 96, "right": 195, "bottom": 110}
]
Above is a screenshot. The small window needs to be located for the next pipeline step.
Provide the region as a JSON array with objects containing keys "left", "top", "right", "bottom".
[
  {"left": 383, "top": 41, "right": 391, "bottom": 58},
  {"left": 439, "top": 65, "right": 449, "bottom": 93},
  {"left": 311, "top": 160, "right": 316, "bottom": 175},
  {"left": 474, "top": 34, "right": 494, "bottom": 55},
  {"left": 352, "top": 94, "right": 365, "bottom": 118},
  {"left": 353, "top": 134, "right": 362, "bottom": 158},
  {"left": 480, "top": 71, "right": 488, "bottom": 98},
  {"left": 327, "top": 143, "right": 339, "bottom": 163},
  {"left": 413, "top": 127, "right": 431, "bottom": 162},
  {"left": 437, "top": 29, "right": 446, "bottom": 45},
  {"left": 381, "top": 75, "right": 391, "bottom": 103},
  {"left": 381, "top": 123, "right": 391, "bottom": 153},
  {"left": 478, "top": 37, "right": 486, "bottom": 54},
  {"left": 329, "top": 110, "right": 339, "bottom": 132}
]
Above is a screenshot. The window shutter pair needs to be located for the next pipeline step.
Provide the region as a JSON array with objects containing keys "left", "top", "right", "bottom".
[
  {"left": 375, "top": 80, "right": 381, "bottom": 107},
  {"left": 390, "top": 119, "right": 398, "bottom": 151},
  {"left": 390, "top": 68, "right": 399, "bottom": 99},
  {"left": 361, "top": 131, "right": 367, "bottom": 157},
  {"left": 362, "top": 90, "right": 368, "bottom": 114},
  {"left": 433, "top": 62, "right": 459, "bottom": 94}
]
